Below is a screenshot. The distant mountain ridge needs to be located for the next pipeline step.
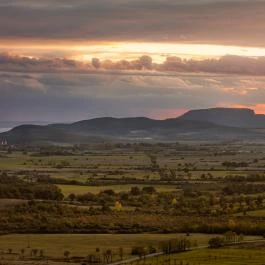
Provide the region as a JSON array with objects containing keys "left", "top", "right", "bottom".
[
  {"left": 1, "top": 108, "right": 265, "bottom": 144},
  {"left": 180, "top": 108, "right": 265, "bottom": 128}
]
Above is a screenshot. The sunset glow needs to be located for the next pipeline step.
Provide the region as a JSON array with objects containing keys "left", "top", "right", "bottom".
[
  {"left": 3, "top": 42, "right": 265, "bottom": 62},
  {"left": 0, "top": 0, "right": 265, "bottom": 121},
  {"left": 233, "top": 104, "right": 265, "bottom": 115}
]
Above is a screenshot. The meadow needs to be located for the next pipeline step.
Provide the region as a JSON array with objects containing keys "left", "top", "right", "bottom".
[{"left": 0, "top": 233, "right": 213, "bottom": 257}]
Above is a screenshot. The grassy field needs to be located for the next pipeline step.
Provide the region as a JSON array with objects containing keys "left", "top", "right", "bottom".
[
  {"left": 57, "top": 184, "right": 180, "bottom": 196},
  {"left": 0, "top": 233, "right": 195, "bottom": 258}
]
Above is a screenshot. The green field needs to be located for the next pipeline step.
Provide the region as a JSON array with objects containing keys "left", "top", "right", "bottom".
[
  {"left": 57, "top": 184, "right": 180, "bottom": 196},
  {"left": 235, "top": 209, "right": 265, "bottom": 217},
  {"left": 1, "top": 146, "right": 265, "bottom": 181},
  {"left": 0, "top": 234, "right": 261, "bottom": 259},
  {"left": 1, "top": 143, "right": 265, "bottom": 264}
]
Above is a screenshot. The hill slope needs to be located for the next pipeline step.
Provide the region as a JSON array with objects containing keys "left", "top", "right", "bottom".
[
  {"left": 1, "top": 108, "right": 264, "bottom": 144},
  {"left": 0, "top": 125, "right": 106, "bottom": 145}
]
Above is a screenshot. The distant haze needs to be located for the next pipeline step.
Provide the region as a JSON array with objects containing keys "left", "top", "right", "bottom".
[
  {"left": 0, "top": 121, "right": 51, "bottom": 130},
  {"left": 0, "top": 128, "right": 11, "bottom": 133}
]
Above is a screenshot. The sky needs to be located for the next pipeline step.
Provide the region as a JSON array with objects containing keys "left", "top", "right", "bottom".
[{"left": 1, "top": 0, "right": 265, "bottom": 122}]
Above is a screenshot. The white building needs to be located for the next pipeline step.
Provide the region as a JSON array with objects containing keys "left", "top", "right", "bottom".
[{"left": 1, "top": 139, "right": 7, "bottom": 146}]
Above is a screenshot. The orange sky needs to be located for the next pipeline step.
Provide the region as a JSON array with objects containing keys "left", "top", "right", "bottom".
[{"left": 233, "top": 104, "right": 265, "bottom": 115}]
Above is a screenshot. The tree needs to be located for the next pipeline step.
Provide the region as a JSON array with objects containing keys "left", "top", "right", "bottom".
[
  {"left": 104, "top": 189, "right": 115, "bottom": 196},
  {"left": 103, "top": 249, "right": 112, "bottom": 263},
  {"left": 192, "top": 240, "right": 198, "bottom": 248},
  {"left": 142, "top": 186, "right": 156, "bottom": 194},
  {"left": 239, "top": 234, "right": 244, "bottom": 242},
  {"left": 114, "top": 201, "right": 122, "bottom": 211},
  {"left": 224, "top": 231, "right": 237, "bottom": 243},
  {"left": 118, "top": 247, "right": 124, "bottom": 260},
  {"left": 64, "top": 250, "right": 70, "bottom": 260},
  {"left": 171, "top": 198, "right": 177, "bottom": 205},
  {"left": 20, "top": 248, "right": 25, "bottom": 258},
  {"left": 95, "top": 248, "right": 101, "bottom": 263},
  {"left": 131, "top": 246, "right": 147, "bottom": 258},
  {"left": 87, "top": 254, "right": 97, "bottom": 263},
  {"left": 148, "top": 245, "right": 157, "bottom": 254},
  {"left": 31, "top": 249, "right": 38, "bottom": 257},
  {"left": 208, "top": 237, "right": 224, "bottom": 248},
  {"left": 68, "top": 193, "right": 76, "bottom": 202},
  {"left": 7, "top": 147, "right": 12, "bottom": 154},
  {"left": 130, "top": 186, "right": 141, "bottom": 196},
  {"left": 160, "top": 238, "right": 190, "bottom": 254}
]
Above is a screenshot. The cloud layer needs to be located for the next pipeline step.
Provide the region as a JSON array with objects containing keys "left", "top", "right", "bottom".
[
  {"left": 0, "top": 0, "right": 265, "bottom": 46},
  {"left": 0, "top": 70, "right": 264, "bottom": 122}
]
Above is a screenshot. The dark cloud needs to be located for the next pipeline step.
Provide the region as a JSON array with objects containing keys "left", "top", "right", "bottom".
[
  {"left": 0, "top": 52, "right": 90, "bottom": 72},
  {"left": 159, "top": 55, "right": 265, "bottom": 75},
  {"left": 0, "top": 0, "right": 264, "bottom": 46},
  {"left": 98, "top": 55, "right": 265, "bottom": 75}
]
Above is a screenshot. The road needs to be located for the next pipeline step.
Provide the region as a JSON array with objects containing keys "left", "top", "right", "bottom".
[{"left": 107, "top": 252, "right": 163, "bottom": 265}]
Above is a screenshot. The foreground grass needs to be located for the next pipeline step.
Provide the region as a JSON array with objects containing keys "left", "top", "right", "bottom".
[{"left": 133, "top": 247, "right": 265, "bottom": 265}]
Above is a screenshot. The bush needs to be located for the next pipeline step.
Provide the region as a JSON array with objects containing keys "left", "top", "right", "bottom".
[{"left": 131, "top": 246, "right": 147, "bottom": 257}]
